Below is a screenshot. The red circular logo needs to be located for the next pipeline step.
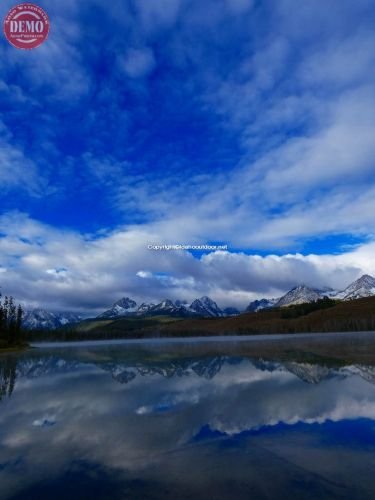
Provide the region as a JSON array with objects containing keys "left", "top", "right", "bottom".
[{"left": 3, "top": 3, "right": 50, "bottom": 50}]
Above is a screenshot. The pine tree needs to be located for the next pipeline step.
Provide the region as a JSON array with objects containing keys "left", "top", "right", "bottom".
[
  {"left": 15, "top": 304, "right": 23, "bottom": 344},
  {"left": 7, "top": 297, "right": 17, "bottom": 345},
  {"left": 3, "top": 296, "right": 9, "bottom": 330},
  {"left": 0, "top": 293, "right": 24, "bottom": 347}
]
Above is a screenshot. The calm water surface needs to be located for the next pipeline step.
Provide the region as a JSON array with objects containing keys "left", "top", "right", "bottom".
[{"left": 1, "top": 333, "right": 375, "bottom": 499}]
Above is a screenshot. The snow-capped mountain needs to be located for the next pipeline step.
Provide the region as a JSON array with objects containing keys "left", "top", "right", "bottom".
[
  {"left": 149, "top": 299, "right": 177, "bottom": 313},
  {"left": 246, "top": 298, "right": 277, "bottom": 312},
  {"left": 23, "top": 309, "right": 81, "bottom": 330},
  {"left": 244, "top": 274, "right": 375, "bottom": 311},
  {"left": 56, "top": 312, "right": 82, "bottom": 326},
  {"left": 334, "top": 274, "right": 375, "bottom": 300},
  {"left": 147, "top": 299, "right": 196, "bottom": 317},
  {"left": 137, "top": 302, "right": 156, "bottom": 314},
  {"left": 189, "top": 296, "right": 224, "bottom": 317},
  {"left": 97, "top": 297, "right": 196, "bottom": 318},
  {"left": 96, "top": 296, "right": 225, "bottom": 319},
  {"left": 145, "top": 296, "right": 224, "bottom": 318},
  {"left": 23, "top": 273, "right": 375, "bottom": 329},
  {"left": 95, "top": 275, "right": 375, "bottom": 321},
  {"left": 98, "top": 297, "right": 138, "bottom": 319},
  {"left": 275, "top": 285, "right": 322, "bottom": 307}
]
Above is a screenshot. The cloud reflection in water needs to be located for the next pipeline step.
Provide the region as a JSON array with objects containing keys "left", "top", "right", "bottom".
[{"left": 0, "top": 344, "right": 375, "bottom": 499}]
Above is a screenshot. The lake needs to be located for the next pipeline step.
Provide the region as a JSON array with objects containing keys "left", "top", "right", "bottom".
[{"left": 1, "top": 332, "right": 375, "bottom": 499}]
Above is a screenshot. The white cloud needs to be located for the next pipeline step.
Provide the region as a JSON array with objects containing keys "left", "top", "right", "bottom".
[
  {"left": 0, "top": 212, "right": 374, "bottom": 312},
  {"left": 258, "top": 87, "right": 375, "bottom": 196},
  {"left": 299, "top": 31, "right": 375, "bottom": 87},
  {"left": 136, "top": 270, "right": 153, "bottom": 278}
]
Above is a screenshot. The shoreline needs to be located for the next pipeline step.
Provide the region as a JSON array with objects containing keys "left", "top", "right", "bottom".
[{"left": 0, "top": 344, "right": 30, "bottom": 354}]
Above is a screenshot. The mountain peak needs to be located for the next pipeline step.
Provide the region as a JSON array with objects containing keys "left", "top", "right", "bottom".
[
  {"left": 113, "top": 297, "right": 137, "bottom": 308},
  {"left": 159, "top": 299, "right": 175, "bottom": 307},
  {"left": 199, "top": 296, "right": 216, "bottom": 305},
  {"left": 356, "top": 274, "right": 375, "bottom": 285},
  {"left": 275, "top": 285, "right": 321, "bottom": 307},
  {"left": 290, "top": 284, "right": 310, "bottom": 291},
  {"left": 335, "top": 274, "right": 375, "bottom": 300},
  {"left": 190, "top": 296, "right": 223, "bottom": 317},
  {"left": 97, "top": 297, "right": 137, "bottom": 318}
]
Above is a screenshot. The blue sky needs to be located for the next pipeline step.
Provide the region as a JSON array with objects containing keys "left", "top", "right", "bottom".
[{"left": 1, "top": 0, "right": 375, "bottom": 312}]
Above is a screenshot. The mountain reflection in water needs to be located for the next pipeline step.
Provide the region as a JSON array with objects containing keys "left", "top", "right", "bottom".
[{"left": 1, "top": 335, "right": 375, "bottom": 499}]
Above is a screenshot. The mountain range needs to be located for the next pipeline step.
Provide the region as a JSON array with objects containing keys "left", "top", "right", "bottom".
[
  {"left": 246, "top": 274, "right": 375, "bottom": 311},
  {"left": 98, "top": 295, "right": 224, "bottom": 319},
  {"left": 22, "top": 309, "right": 82, "bottom": 330},
  {"left": 21, "top": 274, "right": 375, "bottom": 330}
]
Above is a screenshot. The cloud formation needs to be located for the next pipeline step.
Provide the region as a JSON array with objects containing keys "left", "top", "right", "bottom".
[
  {"left": 0, "top": 0, "right": 375, "bottom": 309},
  {"left": 0, "top": 212, "right": 374, "bottom": 312}
]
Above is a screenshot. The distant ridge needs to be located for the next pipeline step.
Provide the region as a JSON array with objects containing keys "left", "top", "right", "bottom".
[
  {"left": 246, "top": 298, "right": 277, "bottom": 312},
  {"left": 96, "top": 296, "right": 225, "bottom": 320},
  {"left": 21, "top": 274, "right": 375, "bottom": 330},
  {"left": 245, "top": 274, "right": 375, "bottom": 310}
]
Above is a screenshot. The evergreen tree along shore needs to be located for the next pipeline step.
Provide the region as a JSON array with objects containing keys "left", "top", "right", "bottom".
[{"left": 0, "top": 294, "right": 25, "bottom": 350}]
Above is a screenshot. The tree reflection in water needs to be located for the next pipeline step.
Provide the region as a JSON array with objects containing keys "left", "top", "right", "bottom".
[{"left": 0, "top": 356, "right": 17, "bottom": 401}]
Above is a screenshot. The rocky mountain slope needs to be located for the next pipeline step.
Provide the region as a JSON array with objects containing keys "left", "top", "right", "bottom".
[
  {"left": 334, "top": 274, "right": 375, "bottom": 300},
  {"left": 23, "top": 309, "right": 81, "bottom": 330},
  {"left": 275, "top": 285, "right": 322, "bottom": 307},
  {"left": 97, "top": 298, "right": 137, "bottom": 318},
  {"left": 189, "top": 296, "right": 224, "bottom": 317}
]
